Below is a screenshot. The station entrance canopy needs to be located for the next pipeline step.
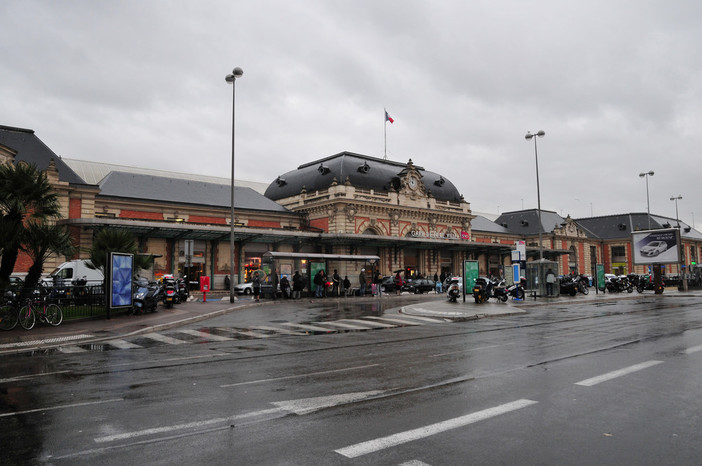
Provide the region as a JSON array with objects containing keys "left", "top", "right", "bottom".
[{"left": 61, "top": 218, "right": 568, "bottom": 259}]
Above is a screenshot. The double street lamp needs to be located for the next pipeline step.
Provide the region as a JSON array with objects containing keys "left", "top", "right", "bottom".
[
  {"left": 670, "top": 195, "right": 682, "bottom": 227},
  {"left": 226, "top": 67, "right": 243, "bottom": 303},
  {"left": 639, "top": 171, "right": 654, "bottom": 229},
  {"left": 525, "top": 130, "right": 546, "bottom": 261}
]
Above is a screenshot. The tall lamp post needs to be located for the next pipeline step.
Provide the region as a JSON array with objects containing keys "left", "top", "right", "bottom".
[
  {"left": 639, "top": 171, "right": 654, "bottom": 229},
  {"left": 670, "top": 195, "right": 682, "bottom": 227},
  {"left": 525, "top": 130, "right": 546, "bottom": 261},
  {"left": 226, "top": 67, "right": 243, "bottom": 303}
]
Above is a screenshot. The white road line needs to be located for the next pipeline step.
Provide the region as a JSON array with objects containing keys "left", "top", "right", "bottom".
[
  {"left": 179, "top": 329, "right": 233, "bottom": 341},
  {"left": 58, "top": 345, "right": 88, "bottom": 353},
  {"left": 347, "top": 318, "right": 396, "bottom": 328},
  {"left": 142, "top": 333, "right": 188, "bottom": 345},
  {"left": 220, "top": 364, "right": 380, "bottom": 388},
  {"left": 428, "top": 344, "right": 506, "bottom": 358},
  {"left": 684, "top": 344, "right": 702, "bottom": 354},
  {"left": 213, "top": 327, "right": 272, "bottom": 339},
  {"left": 0, "top": 398, "right": 123, "bottom": 418},
  {"left": 107, "top": 339, "right": 143, "bottom": 350},
  {"left": 396, "top": 314, "right": 447, "bottom": 323},
  {"left": 313, "top": 321, "right": 377, "bottom": 330},
  {"left": 335, "top": 399, "right": 538, "bottom": 458},
  {"left": 0, "top": 370, "right": 71, "bottom": 384},
  {"left": 0, "top": 334, "right": 94, "bottom": 349},
  {"left": 575, "top": 360, "right": 664, "bottom": 387},
  {"left": 361, "top": 316, "right": 421, "bottom": 326},
  {"left": 281, "top": 322, "right": 335, "bottom": 332},
  {"left": 250, "top": 325, "right": 306, "bottom": 336}
]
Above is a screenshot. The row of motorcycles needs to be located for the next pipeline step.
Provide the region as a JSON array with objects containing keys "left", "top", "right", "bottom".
[
  {"left": 132, "top": 275, "right": 189, "bottom": 314},
  {"left": 606, "top": 274, "right": 663, "bottom": 293}
]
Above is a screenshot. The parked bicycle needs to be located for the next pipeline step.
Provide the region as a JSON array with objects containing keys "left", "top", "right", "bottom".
[
  {"left": 18, "top": 292, "right": 63, "bottom": 330},
  {"left": 0, "top": 290, "right": 19, "bottom": 331}
]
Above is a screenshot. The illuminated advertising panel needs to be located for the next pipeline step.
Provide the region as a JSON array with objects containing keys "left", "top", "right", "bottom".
[{"left": 632, "top": 228, "right": 681, "bottom": 265}]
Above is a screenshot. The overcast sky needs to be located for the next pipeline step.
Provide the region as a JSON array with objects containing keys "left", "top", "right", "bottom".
[{"left": 3, "top": 1, "right": 702, "bottom": 226}]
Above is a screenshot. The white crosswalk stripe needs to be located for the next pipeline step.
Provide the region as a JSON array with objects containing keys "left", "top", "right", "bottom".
[
  {"left": 142, "top": 333, "right": 189, "bottom": 345},
  {"left": 178, "top": 329, "right": 233, "bottom": 341},
  {"left": 58, "top": 345, "right": 88, "bottom": 353},
  {"left": 107, "top": 339, "right": 143, "bottom": 349},
  {"left": 92, "top": 314, "right": 449, "bottom": 353}
]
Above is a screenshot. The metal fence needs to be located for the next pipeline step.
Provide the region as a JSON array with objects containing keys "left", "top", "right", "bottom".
[{"left": 3, "top": 284, "right": 108, "bottom": 321}]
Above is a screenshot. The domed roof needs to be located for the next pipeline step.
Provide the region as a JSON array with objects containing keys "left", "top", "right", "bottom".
[{"left": 265, "top": 152, "right": 463, "bottom": 202}]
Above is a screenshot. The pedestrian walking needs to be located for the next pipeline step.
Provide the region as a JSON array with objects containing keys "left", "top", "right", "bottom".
[
  {"left": 546, "top": 268, "right": 555, "bottom": 297},
  {"left": 394, "top": 272, "right": 403, "bottom": 296},
  {"left": 332, "top": 269, "right": 340, "bottom": 297},
  {"left": 342, "top": 276, "right": 351, "bottom": 297},
  {"left": 373, "top": 270, "right": 383, "bottom": 297},
  {"left": 359, "top": 269, "right": 367, "bottom": 296},
  {"left": 292, "top": 271, "right": 304, "bottom": 300},
  {"left": 314, "top": 270, "right": 326, "bottom": 298},
  {"left": 252, "top": 272, "right": 261, "bottom": 302},
  {"left": 272, "top": 268, "right": 279, "bottom": 300}
]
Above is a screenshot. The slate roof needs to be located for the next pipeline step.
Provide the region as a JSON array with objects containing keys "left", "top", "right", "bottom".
[
  {"left": 98, "top": 171, "right": 290, "bottom": 213},
  {"left": 471, "top": 215, "right": 511, "bottom": 234},
  {"left": 494, "top": 209, "right": 565, "bottom": 236},
  {"left": 0, "top": 125, "right": 87, "bottom": 185},
  {"left": 575, "top": 213, "right": 702, "bottom": 241},
  {"left": 265, "top": 151, "right": 464, "bottom": 202}
]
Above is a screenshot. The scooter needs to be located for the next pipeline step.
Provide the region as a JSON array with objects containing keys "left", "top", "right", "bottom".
[
  {"left": 132, "top": 277, "right": 160, "bottom": 314},
  {"left": 506, "top": 279, "right": 525, "bottom": 300},
  {"left": 446, "top": 278, "right": 461, "bottom": 302},
  {"left": 162, "top": 276, "right": 178, "bottom": 308},
  {"left": 473, "top": 277, "right": 508, "bottom": 303},
  {"left": 176, "top": 276, "right": 189, "bottom": 303}
]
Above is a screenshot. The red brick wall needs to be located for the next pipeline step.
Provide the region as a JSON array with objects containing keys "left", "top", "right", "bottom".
[
  {"left": 189, "top": 215, "right": 227, "bottom": 225},
  {"left": 308, "top": 218, "right": 328, "bottom": 232},
  {"left": 248, "top": 219, "right": 282, "bottom": 229},
  {"left": 120, "top": 210, "right": 164, "bottom": 220},
  {"left": 69, "top": 198, "right": 81, "bottom": 219}
]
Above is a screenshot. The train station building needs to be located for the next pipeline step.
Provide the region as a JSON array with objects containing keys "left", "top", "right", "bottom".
[{"left": 2, "top": 124, "right": 701, "bottom": 290}]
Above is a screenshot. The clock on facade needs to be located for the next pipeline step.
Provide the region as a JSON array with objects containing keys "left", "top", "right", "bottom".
[{"left": 408, "top": 176, "right": 418, "bottom": 190}]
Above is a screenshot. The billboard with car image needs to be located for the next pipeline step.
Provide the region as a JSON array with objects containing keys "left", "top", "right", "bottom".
[{"left": 632, "top": 228, "right": 680, "bottom": 265}]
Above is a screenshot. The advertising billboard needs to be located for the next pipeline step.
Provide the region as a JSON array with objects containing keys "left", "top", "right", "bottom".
[
  {"left": 632, "top": 228, "right": 681, "bottom": 265},
  {"left": 110, "top": 252, "right": 133, "bottom": 308}
]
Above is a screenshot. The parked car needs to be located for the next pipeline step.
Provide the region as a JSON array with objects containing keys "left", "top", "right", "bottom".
[
  {"left": 234, "top": 282, "right": 254, "bottom": 295},
  {"left": 640, "top": 240, "right": 668, "bottom": 257},
  {"left": 405, "top": 278, "right": 436, "bottom": 294},
  {"left": 380, "top": 277, "right": 397, "bottom": 293}
]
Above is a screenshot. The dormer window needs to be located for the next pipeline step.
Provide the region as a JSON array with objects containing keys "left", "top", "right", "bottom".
[
  {"left": 357, "top": 162, "right": 370, "bottom": 174},
  {"left": 318, "top": 164, "right": 331, "bottom": 175}
]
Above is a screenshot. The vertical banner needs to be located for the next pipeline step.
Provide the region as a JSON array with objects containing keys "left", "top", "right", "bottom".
[
  {"left": 596, "top": 263, "right": 605, "bottom": 292},
  {"left": 110, "top": 253, "right": 133, "bottom": 309},
  {"left": 463, "top": 260, "right": 480, "bottom": 303}
]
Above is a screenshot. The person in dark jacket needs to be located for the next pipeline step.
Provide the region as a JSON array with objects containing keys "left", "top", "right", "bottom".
[
  {"left": 292, "top": 271, "right": 304, "bottom": 300},
  {"left": 252, "top": 272, "right": 261, "bottom": 302}
]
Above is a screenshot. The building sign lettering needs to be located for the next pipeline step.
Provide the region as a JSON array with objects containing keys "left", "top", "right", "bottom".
[{"left": 410, "top": 230, "right": 470, "bottom": 240}]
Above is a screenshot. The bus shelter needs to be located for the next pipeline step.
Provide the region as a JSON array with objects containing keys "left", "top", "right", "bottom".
[{"left": 525, "top": 260, "right": 559, "bottom": 298}]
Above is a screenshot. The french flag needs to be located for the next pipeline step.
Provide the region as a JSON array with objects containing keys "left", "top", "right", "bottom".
[{"left": 385, "top": 110, "right": 394, "bottom": 124}]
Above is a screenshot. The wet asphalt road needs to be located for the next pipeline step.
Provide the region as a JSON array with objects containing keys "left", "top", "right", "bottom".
[{"left": 2, "top": 294, "right": 702, "bottom": 464}]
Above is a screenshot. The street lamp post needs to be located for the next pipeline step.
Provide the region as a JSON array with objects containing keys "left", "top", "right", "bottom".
[
  {"left": 670, "top": 195, "right": 682, "bottom": 227},
  {"left": 226, "top": 67, "right": 243, "bottom": 303},
  {"left": 639, "top": 171, "right": 654, "bottom": 229},
  {"left": 525, "top": 130, "right": 546, "bottom": 261}
]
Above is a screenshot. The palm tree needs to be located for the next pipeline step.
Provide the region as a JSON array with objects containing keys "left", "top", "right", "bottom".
[
  {"left": 87, "top": 229, "right": 152, "bottom": 274},
  {"left": 22, "top": 222, "right": 77, "bottom": 289},
  {"left": 0, "top": 162, "right": 61, "bottom": 285}
]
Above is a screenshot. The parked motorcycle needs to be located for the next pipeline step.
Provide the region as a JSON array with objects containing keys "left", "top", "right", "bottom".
[
  {"left": 447, "top": 278, "right": 461, "bottom": 303},
  {"left": 176, "top": 276, "right": 189, "bottom": 303},
  {"left": 473, "top": 277, "right": 508, "bottom": 303},
  {"left": 605, "top": 275, "right": 633, "bottom": 293},
  {"left": 558, "top": 276, "right": 579, "bottom": 296},
  {"left": 132, "top": 277, "right": 160, "bottom": 314},
  {"left": 162, "top": 276, "right": 178, "bottom": 308},
  {"left": 506, "top": 279, "right": 525, "bottom": 300},
  {"left": 632, "top": 274, "right": 664, "bottom": 293}
]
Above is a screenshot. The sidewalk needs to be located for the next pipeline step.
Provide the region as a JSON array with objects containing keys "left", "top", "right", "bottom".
[{"left": 0, "top": 288, "right": 686, "bottom": 354}]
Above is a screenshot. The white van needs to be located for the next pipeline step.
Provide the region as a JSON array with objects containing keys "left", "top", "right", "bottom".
[{"left": 44, "top": 260, "right": 104, "bottom": 286}]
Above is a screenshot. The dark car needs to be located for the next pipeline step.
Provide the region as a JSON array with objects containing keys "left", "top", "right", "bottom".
[
  {"left": 405, "top": 278, "right": 436, "bottom": 294},
  {"left": 381, "top": 277, "right": 397, "bottom": 293}
]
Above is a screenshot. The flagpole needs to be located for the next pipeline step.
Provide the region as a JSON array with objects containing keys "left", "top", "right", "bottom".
[{"left": 384, "top": 112, "right": 387, "bottom": 160}]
